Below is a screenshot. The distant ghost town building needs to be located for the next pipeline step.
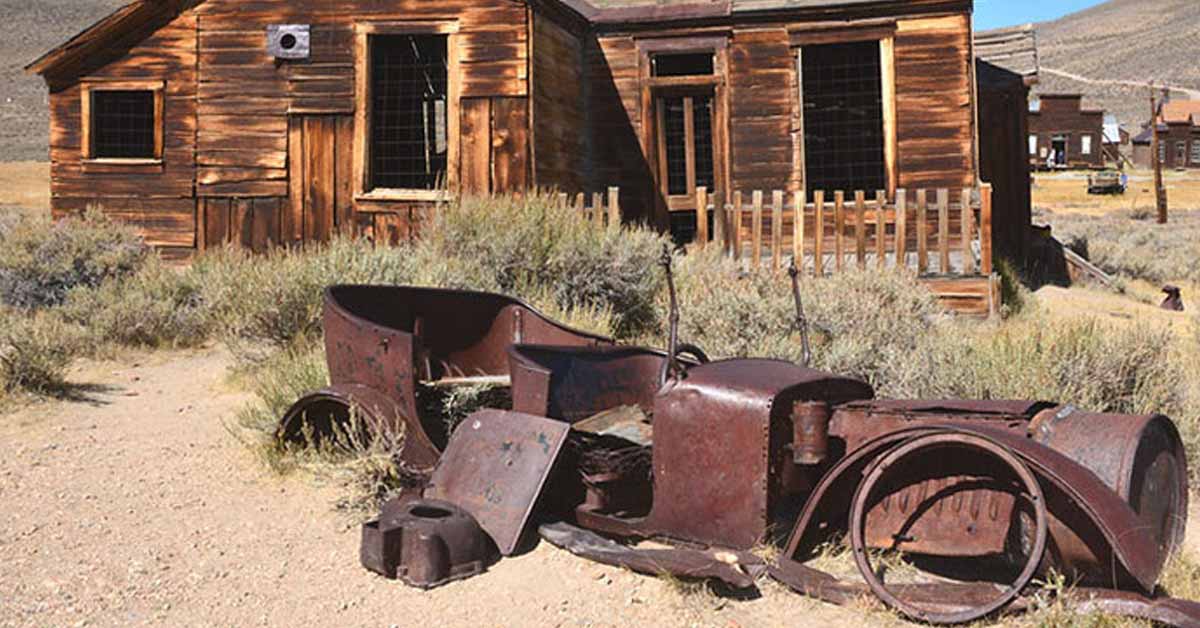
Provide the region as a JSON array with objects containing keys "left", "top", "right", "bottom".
[{"left": 1132, "top": 99, "right": 1200, "bottom": 170}]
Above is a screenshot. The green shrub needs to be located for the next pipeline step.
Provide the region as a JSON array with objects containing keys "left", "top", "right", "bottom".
[
  {"left": 59, "top": 256, "right": 214, "bottom": 351},
  {"left": 885, "top": 315, "right": 1184, "bottom": 418},
  {"left": 663, "top": 248, "right": 944, "bottom": 388},
  {"left": 423, "top": 193, "right": 669, "bottom": 338},
  {"left": 0, "top": 308, "right": 86, "bottom": 395},
  {"left": 198, "top": 239, "right": 415, "bottom": 360},
  {"left": 0, "top": 210, "right": 149, "bottom": 309}
]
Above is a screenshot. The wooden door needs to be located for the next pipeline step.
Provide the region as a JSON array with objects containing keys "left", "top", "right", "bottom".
[
  {"left": 287, "top": 115, "right": 354, "bottom": 245},
  {"left": 654, "top": 89, "right": 718, "bottom": 214}
]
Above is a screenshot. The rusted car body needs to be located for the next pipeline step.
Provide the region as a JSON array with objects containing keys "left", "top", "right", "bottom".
[{"left": 280, "top": 284, "right": 1193, "bottom": 625}]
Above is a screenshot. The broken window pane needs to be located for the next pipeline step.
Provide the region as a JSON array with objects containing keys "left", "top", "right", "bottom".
[
  {"left": 801, "top": 40, "right": 886, "bottom": 193},
  {"left": 369, "top": 34, "right": 449, "bottom": 191}
]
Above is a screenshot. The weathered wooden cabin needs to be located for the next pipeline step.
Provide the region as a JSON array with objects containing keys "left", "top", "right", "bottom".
[
  {"left": 975, "top": 24, "right": 1036, "bottom": 266},
  {"left": 30, "top": 0, "right": 1006, "bottom": 313},
  {"left": 1132, "top": 100, "right": 1200, "bottom": 170},
  {"left": 1028, "top": 94, "right": 1104, "bottom": 170}
]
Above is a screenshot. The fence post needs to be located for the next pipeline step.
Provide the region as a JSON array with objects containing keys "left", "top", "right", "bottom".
[
  {"left": 696, "top": 187, "right": 709, "bottom": 248},
  {"left": 916, "top": 189, "right": 928, "bottom": 274},
  {"left": 875, "top": 190, "right": 887, "bottom": 270},
  {"left": 813, "top": 191, "right": 825, "bottom": 276},
  {"left": 895, "top": 189, "right": 907, "bottom": 269},
  {"left": 772, "top": 190, "right": 784, "bottom": 272},
  {"left": 937, "top": 188, "right": 950, "bottom": 274},
  {"left": 592, "top": 192, "right": 604, "bottom": 228},
  {"left": 961, "top": 187, "right": 975, "bottom": 276},
  {"left": 854, "top": 190, "right": 867, "bottom": 269},
  {"left": 732, "top": 192, "right": 743, "bottom": 261},
  {"left": 793, "top": 191, "right": 805, "bottom": 273},
  {"left": 980, "top": 184, "right": 993, "bottom": 276},
  {"left": 752, "top": 190, "right": 764, "bottom": 269},
  {"left": 712, "top": 189, "right": 725, "bottom": 247},
  {"left": 607, "top": 187, "right": 620, "bottom": 230},
  {"left": 834, "top": 191, "right": 845, "bottom": 272}
]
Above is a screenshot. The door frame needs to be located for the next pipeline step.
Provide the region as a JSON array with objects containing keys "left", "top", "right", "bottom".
[{"left": 636, "top": 36, "right": 730, "bottom": 228}]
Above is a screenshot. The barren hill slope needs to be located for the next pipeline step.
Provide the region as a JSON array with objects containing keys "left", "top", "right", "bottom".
[
  {"left": 1035, "top": 0, "right": 1200, "bottom": 128},
  {"left": 0, "top": 0, "right": 125, "bottom": 161}
]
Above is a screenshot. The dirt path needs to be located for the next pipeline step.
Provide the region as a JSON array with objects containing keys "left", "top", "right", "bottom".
[{"left": 0, "top": 347, "right": 862, "bottom": 628}]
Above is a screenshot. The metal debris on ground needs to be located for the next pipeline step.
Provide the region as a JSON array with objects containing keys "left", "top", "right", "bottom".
[{"left": 280, "top": 283, "right": 1196, "bottom": 626}]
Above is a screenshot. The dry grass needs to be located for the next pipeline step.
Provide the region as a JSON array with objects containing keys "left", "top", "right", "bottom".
[{"left": 1033, "top": 170, "right": 1200, "bottom": 217}]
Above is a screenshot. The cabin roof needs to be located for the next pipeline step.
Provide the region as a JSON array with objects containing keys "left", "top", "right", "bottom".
[
  {"left": 30, "top": 0, "right": 970, "bottom": 77},
  {"left": 974, "top": 24, "right": 1038, "bottom": 85},
  {"left": 1160, "top": 100, "right": 1200, "bottom": 126}
]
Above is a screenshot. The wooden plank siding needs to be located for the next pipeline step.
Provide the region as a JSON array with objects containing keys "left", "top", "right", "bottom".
[
  {"left": 530, "top": 13, "right": 587, "bottom": 194},
  {"left": 48, "top": 9, "right": 198, "bottom": 248}
]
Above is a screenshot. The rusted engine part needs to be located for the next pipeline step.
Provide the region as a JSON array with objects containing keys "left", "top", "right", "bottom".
[
  {"left": 827, "top": 400, "right": 1188, "bottom": 563},
  {"left": 276, "top": 384, "right": 440, "bottom": 478},
  {"left": 527, "top": 354, "right": 875, "bottom": 550},
  {"left": 539, "top": 522, "right": 765, "bottom": 590},
  {"left": 425, "top": 409, "right": 571, "bottom": 556},
  {"left": 770, "top": 559, "right": 1200, "bottom": 628},
  {"left": 321, "top": 285, "right": 612, "bottom": 450},
  {"left": 788, "top": 425, "right": 1168, "bottom": 596},
  {"left": 360, "top": 498, "right": 497, "bottom": 588},
  {"left": 849, "top": 432, "right": 1050, "bottom": 624}
]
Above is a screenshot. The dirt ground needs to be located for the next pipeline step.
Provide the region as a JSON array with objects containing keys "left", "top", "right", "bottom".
[
  {"left": 1032, "top": 169, "right": 1200, "bottom": 215},
  {"left": 0, "top": 347, "right": 875, "bottom": 628}
]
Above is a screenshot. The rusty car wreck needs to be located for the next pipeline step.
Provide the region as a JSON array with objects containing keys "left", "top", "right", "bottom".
[{"left": 278, "top": 261, "right": 1196, "bottom": 626}]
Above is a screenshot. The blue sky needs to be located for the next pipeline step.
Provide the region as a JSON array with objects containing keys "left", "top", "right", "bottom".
[{"left": 974, "top": 0, "right": 1106, "bottom": 30}]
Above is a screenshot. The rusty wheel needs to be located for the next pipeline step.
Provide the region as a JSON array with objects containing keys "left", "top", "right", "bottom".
[{"left": 849, "top": 433, "right": 1049, "bottom": 625}]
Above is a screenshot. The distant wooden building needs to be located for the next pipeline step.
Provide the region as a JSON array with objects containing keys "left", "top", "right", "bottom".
[
  {"left": 1132, "top": 100, "right": 1200, "bottom": 170},
  {"left": 30, "top": 0, "right": 999, "bottom": 298},
  {"left": 1028, "top": 94, "right": 1105, "bottom": 170},
  {"left": 974, "top": 24, "right": 1036, "bottom": 266}
]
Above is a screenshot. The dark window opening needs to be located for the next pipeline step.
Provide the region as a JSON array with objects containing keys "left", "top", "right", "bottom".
[
  {"left": 92, "top": 90, "right": 156, "bottom": 159},
  {"left": 369, "top": 34, "right": 448, "bottom": 191},
  {"left": 653, "top": 53, "right": 714, "bottom": 77},
  {"left": 801, "top": 40, "right": 885, "bottom": 193},
  {"left": 669, "top": 210, "right": 714, "bottom": 246},
  {"left": 660, "top": 95, "right": 715, "bottom": 196}
]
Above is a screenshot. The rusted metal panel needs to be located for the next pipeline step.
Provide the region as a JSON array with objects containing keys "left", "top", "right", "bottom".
[
  {"left": 427, "top": 409, "right": 571, "bottom": 556},
  {"left": 508, "top": 345, "right": 672, "bottom": 422},
  {"left": 642, "top": 359, "right": 872, "bottom": 549}
]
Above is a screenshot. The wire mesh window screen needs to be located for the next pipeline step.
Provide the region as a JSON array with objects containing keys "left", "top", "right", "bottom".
[
  {"left": 801, "top": 41, "right": 885, "bottom": 193},
  {"left": 662, "top": 98, "right": 688, "bottom": 195},
  {"left": 693, "top": 97, "right": 715, "bottom": 192},
  {"left": 369, "top": 34, "right": 448, "bottom": 191},
  {"left": 92, "top": 90, "right": 156, "bottom": 159}
]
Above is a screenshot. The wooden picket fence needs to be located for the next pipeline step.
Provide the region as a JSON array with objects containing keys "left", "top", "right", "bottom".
[
  {"left": 691, "top": 185, "right": 993, "bottom": 278},
  {"left": 558, "top": 187, "right": 622, "bottom": 229}
]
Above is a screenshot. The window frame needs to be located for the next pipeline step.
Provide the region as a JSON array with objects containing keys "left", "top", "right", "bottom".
[
  {"left": 1080, "top": 134, "right": 1093, "bottom": 156},
  {"left": 1029, "top": 134, "right": 1038, "bottom": 156},
  {"left": 353, "top": 21, "right": 459, "bottom": 203},
  {"left": 80, "top": 80, "right": 165, "bottom": 171},
  {"left": 791, "top": 26, "right": 898, "bottom": 197},
  {"left": 1190, "top": 139, "right": 1200, "bottom": 166}
]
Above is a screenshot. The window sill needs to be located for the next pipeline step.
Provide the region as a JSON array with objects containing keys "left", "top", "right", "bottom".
[
  {"left": 82, "top": 158, "right": 164, "bottom": 174},
  {"left": 355, "top": 189, "right": 451, "bottom": 204}
]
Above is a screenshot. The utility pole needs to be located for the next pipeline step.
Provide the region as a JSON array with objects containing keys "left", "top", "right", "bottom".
[{"left": 1150, "top": 85, "right": 1168, "bottom": 224}]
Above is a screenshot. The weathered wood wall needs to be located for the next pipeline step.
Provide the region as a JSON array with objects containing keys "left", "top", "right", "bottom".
[
  {"left": 531, "top": 13, "right": 587, "bottom": 194},
  {"left": 977, "top": 62, "right": 1032, "bottom": 266},
  {"left": 587, "top": 9, "right": 978, "bottom": 222},
  {"left": 48, "top": 10, "right": 198, "bottom": 257}
]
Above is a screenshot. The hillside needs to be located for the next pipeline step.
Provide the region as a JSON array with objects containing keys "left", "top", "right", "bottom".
[
  {"left": 0, "top": 0, "right": 125, "bottom": 161},
  {"left": 1035, "top": 0, "right": 1200, "bottom": 129}
]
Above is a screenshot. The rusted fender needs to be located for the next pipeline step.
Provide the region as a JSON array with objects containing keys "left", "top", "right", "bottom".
[
  {"left": 539, "top": 522, "right": 764, "bottom": 589},
  {"left": 786, "top": 425, "right": 1165, "bottom": 592},
  {"left": 322, "top": 285, "right": 613, "bottom": 446},
  {"left": 275, "top": 383, "right": 440, "bottom": 472}
]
